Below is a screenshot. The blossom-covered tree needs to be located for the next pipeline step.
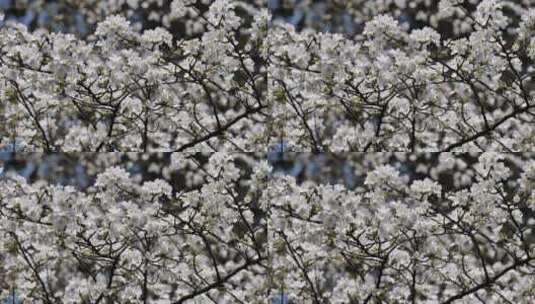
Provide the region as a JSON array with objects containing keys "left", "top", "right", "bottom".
[
  {"left": 3, "top": 0, "right": 535, "bottom": 303},
  {"left": 3, "top": 153, "right": 535, "bottom": 303},
  {"left": 1, "top": 0, "right": 268, "bottom": 152},
  {"left": 0, "top": 153, "right": 270, "bottom": 303},
  {"left": 269, "top": 0, "right": 535, "bottom": 151},
  {"left": 4, "top": 0, "right": 535, "bottom": 151},
  {"left": 268, "top": 152, "right": 535, "bottom": 303}
]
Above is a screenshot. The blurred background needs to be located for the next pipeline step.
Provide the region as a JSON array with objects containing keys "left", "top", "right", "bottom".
[
  {"left": 1, "top": 0, "right": 464, "bottom": 38},
  {"left": 0, "top": 0, "right": 265, "bottom": 38},
  {"left": 2, "top": 152, "right": 531, "bottom": 196},
  {"left": 268, "top": 0, "right": 360, "bottom": 35},
  {"left": 0, "top": 152, "right": 359, "bottom": 189},
  {"left": 269, "top": 0, "right": 527, "bottom": 41}
]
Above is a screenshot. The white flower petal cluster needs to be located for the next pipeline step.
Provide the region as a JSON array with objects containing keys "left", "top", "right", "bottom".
[
  {"left": 0, "top": 153, "right": 268, "bottom": 303},
  {"left": 4, "top": 0, "right": 535, "bottom": 151},
  {"left": 3, "top": 0, "right": 535, "bottom": 300},
  {"left": 268, "top": 0, "right": 535, "bottom": 151},
  {"left": 0, "top": 0, "right": 266, "bottom": 152},
  {"left": 2, "top": 153, "right": 535, "bottom": 302},
  {"left": 266, "top": 153, "right": 535, "bottom": 303}
]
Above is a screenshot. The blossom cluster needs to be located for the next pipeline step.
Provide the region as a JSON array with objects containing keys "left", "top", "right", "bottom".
[
  {"left": 2, "top": 153, "right": 535, "bottom": 303},
  {"left": 267, "top": 153, "right": 535, "bottom": 303},
  {"left": 269, "top": 0, "right": 535, "bottom": 151},
  {"left": 4, "top": 0, "right": 535, "bottom": 303},
  {"left": 1, "top": 0, "right": 267, "bottom": 152},
  {"left": 0, "top": 153, "right": 269, "bottom": 303},
  {"left": 5, "top": 0, "right": 535, "bottom": 151}
]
